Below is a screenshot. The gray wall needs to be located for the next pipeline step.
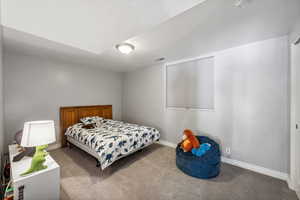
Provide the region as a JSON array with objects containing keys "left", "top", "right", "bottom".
[
  {"left": 0, "top": 16, "right": 4, "bottom": 156},
  {"left": 290, "top": 17, "right": 300, "bottom": 44},
  {"left": 123, "top": 36, "right": 290, "bottom": 173},
  {"left": 3, "top": 50, "right": 123, "bottom": 149},
  {"left": 289, "top": 17, "right": 300, "bottom": 188}
]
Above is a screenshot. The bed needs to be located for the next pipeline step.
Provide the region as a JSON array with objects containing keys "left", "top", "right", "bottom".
[{"left": 60, "top": 105, "right": 160, "bottom": 169}]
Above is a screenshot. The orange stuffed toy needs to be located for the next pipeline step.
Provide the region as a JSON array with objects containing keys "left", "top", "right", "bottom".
[{"left": 181, "top": 129, "right": 200, "bottom": 152}]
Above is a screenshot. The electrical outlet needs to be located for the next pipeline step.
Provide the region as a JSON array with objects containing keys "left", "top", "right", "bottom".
[
  {"left": 234, "top": 0, "right": 243, "bottom": 7},
  {"left": 225, "top": 147, "right": 231, "bottom": 156},
  {"left": 234, "top": 0, "right": 249, "bottom": 7}
]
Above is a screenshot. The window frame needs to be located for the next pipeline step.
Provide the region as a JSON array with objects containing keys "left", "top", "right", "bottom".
[{"left": 164, "top": 55, "right": 216, "bottom": 111}]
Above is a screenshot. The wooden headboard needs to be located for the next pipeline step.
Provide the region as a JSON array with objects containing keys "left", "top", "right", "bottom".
[{"left": 60, "top": 105, "right": 112, "bottom": 147}]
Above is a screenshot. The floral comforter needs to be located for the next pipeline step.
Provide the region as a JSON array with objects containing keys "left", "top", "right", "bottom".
[{"left": 65, "top": 119, "right": 160, "bottom": 169}]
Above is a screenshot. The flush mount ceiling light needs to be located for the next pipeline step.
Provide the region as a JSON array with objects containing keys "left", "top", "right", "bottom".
[{"left": 116, "top": 43, "right": 135, "bottom": 54}]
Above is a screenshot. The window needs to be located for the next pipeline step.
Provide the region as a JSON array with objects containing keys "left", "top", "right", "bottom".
[{"left": 166, "top": 56, "right": 214, "bottom": 109}]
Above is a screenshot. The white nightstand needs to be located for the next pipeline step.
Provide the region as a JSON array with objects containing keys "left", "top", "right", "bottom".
[{"left": 9, "top": 144, "right": 60, "bottom": 200}]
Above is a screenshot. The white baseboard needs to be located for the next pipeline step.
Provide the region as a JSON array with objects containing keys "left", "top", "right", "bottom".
[
  {"left": 221, "top": 157, "right": 288, "bottom": 181},
  {"left": 158, "top": 139, "right": 288, "bottom": 181},
  {"left": 158, "top": 140, "right": 177, "bottom": 148},
  {"left": 288, "top": 179, "right": 300, "bottom": 197},
  {"left": 48, "top": 143, "right": 62, "bottom": 151},
  {"left": 287, "top": 178, "right": 298, "bottom": 191}
]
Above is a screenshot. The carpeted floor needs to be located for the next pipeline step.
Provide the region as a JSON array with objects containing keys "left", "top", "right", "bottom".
[{"left": 50, "top": 144, "right": 298, "bottom": 200}]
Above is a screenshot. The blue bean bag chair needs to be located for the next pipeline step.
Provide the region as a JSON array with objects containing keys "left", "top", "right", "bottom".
[{"left": 176, "top": 136, "right": 221, "bottom": 179}]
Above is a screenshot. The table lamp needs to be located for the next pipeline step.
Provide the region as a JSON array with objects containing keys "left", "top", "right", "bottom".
[{"left": 20, "top": 120, "right": 56, "bottom": 176}]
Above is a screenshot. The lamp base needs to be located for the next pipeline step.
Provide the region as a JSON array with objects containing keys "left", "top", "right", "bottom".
[{"left": 21, "top": 145, "right": 49, "bottom": 176}]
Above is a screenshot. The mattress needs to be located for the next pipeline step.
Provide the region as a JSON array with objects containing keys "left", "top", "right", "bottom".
[{"left": 65, "top": 119, "right": 160, "bottom": 169}]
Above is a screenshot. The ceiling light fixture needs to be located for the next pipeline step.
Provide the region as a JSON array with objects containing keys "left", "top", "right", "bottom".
[{"left": 116, "top": 43, "right": 135, "bottom": 54}]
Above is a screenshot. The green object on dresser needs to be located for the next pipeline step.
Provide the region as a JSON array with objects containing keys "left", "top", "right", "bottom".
[{"left": 21, "top": 145, "right": 49, "bottom": 176}]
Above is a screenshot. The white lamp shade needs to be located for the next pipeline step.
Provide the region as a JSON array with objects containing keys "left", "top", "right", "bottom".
[{"left": 21, "top": 120, "right": 56, "bottom": 147}]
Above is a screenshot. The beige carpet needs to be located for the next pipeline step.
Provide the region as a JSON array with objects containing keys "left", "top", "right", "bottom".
[{"left": 50, "top": 144, "right": 298, "bottom": 200}]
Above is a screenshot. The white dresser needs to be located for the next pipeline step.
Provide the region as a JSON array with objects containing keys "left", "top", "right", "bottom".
[{"left": 9, "top": 145, "right": 60, "bottom": 200}]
